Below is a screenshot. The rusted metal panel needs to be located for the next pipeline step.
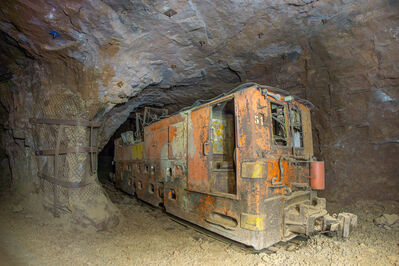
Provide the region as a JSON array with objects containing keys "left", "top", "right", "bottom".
[
  {"left": 211, "top": 169, "right": 235, "bottom": 194},
  {"left": 300, "top": 104, "right": 314, "bottom": 156},
  {"left": 134, "top": 160, "right": 164, "bottom": 207},
  {"left": 187, "top": 107, "right": 211, "bottom": 193},
  {"left": 235, "top": 89, "right": 255, "bottom": 158},
  {"left": 168, "top": 122, "right": 185, "bottom": 159},
  {"left": 253, "top": 88, "right": 272, "bottom": 155},
  {"left": 144, "top": 128, "right": 168, "bottom": 160}
]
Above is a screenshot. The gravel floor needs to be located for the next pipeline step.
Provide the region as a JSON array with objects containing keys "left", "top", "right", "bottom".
[{"left": 0, "top": 184, "right": 398, "bottom": 266}]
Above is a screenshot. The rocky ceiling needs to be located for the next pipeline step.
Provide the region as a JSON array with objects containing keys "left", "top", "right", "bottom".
[{"left": 0, "top": 0, "right": 398, "bottom": 228}]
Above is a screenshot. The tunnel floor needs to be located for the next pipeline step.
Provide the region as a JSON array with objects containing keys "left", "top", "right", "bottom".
[{"left": 0, "top": 183, "right": 398, "bottom": 265}]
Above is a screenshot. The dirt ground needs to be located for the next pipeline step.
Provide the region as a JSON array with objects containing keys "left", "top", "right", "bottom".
[{"left": 0, "top": 181, "right": 398, "bottom": 266}]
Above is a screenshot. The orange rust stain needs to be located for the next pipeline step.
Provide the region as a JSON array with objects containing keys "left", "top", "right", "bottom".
[
  {"left": 282, "top": 161, "right": 290, "bottom": 185},
  {"left": 197, "top": 196, "right": 215, "bottom": 214},
  {"left": 169, "top": 125, "right": 177, "bottom": 140},
  {"left": 204, "top": 196, "right": 215, "bottom": 208}
]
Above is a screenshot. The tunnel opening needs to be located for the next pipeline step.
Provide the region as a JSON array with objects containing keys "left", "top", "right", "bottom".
[
  {"left": 97, "top": 120, "right": 131, "bottom": 185},
  {"left": 97, "top": 106, "right": 169, "bottom": 190}
]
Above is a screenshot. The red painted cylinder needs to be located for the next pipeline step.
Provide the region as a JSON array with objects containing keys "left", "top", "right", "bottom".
[{"left": 310, "top": 161, "right": 325, "bottom": 190}]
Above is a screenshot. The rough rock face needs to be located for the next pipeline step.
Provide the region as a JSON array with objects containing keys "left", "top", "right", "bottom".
[{"left": 0, "top": 0, "right": 398, "bottom": 227}]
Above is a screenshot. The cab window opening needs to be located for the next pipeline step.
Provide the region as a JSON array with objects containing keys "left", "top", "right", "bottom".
[
  {"left": 271, "top": 102, "right": 287, "bottom": 146},
  {"left": 290, "top": 106, "right": 304, "bottom": 148}
]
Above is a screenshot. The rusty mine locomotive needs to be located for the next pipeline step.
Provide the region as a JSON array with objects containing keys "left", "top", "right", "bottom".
[{"left": 112, "top": 83, "right": 357, "bottom": 250}]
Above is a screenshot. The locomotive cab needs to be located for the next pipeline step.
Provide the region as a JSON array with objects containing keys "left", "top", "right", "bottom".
[{"left": 113, "top": 83, "right": 357, "bottom": 250}]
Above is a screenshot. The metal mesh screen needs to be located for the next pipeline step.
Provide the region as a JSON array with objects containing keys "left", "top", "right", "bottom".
[{"left": 31, "top": 91, "right": 100, "bottom": 216}]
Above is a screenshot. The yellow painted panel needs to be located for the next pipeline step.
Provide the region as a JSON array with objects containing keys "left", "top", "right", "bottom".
[
  {"left": 240, "top": 213, "right": 266, "bottom": 231},
  {"left": 132, "top": 146, "right": 136, "bottom": 160},
  {"left": 241, "top": 162, "right": 267, "bottom": 178},
  {"left": 132, "top": 143, "right": 143, "bottom": 160},
  {"left": 211, "top": 116, "right": 234, "bottom": 155},
  {"left": 137, "top": 143, "right": 143, "bottom": 160}
]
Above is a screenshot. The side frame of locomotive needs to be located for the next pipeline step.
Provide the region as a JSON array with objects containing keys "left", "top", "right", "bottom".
[{"left": 113, "top": 84, "right": 356, "bottom": 250}]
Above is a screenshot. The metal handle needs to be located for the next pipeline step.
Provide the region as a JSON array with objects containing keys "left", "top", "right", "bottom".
[
  {"left": 235, "top": 114, "right": 241, "bottom": 148},
  {"left": 203, "top": 142, "right": 209, "bottom": 155}
]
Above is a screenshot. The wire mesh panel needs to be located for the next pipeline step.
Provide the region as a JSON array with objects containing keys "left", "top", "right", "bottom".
[{"left": 31, "top": 91, "right": 100, "bottom": 217}]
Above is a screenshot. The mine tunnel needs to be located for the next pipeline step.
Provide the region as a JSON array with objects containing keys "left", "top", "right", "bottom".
[{"left": 0, "top": 0, "right": 398, "bottom": 265}]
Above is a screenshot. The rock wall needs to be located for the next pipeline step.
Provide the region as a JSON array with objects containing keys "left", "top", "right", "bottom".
[{"left": 0, "top": 0, "right": 397, "bottom": 226}]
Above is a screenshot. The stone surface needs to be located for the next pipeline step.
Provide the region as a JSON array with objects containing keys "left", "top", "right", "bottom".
[
  {"left": 374, "top": 214, "right": 399, "bottom": 231},
  {"left": 0, "top": 193, "right": 398, "bottom": 265},
  {"left": 0, "top": 0, "right": 398, "bottom": 226}
]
